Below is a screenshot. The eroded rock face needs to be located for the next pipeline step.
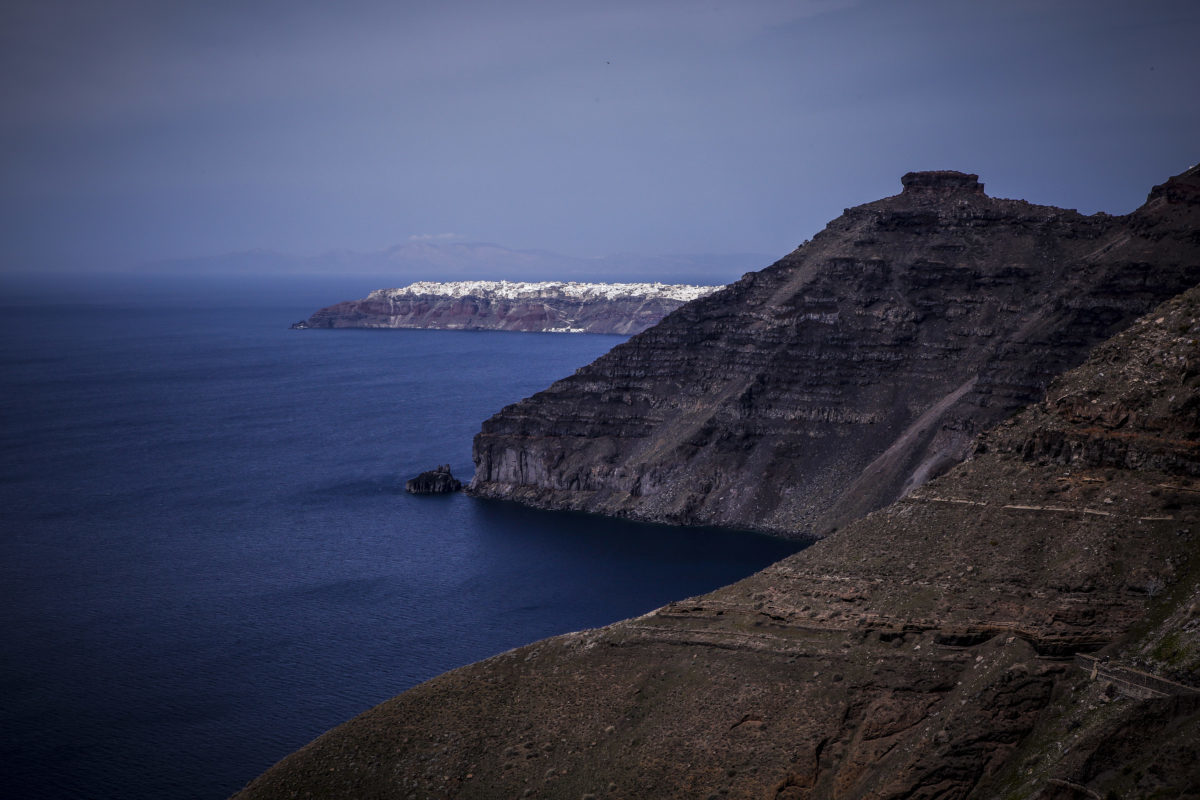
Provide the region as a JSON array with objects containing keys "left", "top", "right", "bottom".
[
  {"left": 470, "top": 167, "right": 1200, "bottom": 538},
  {"left": 235, "top": 285, "right": 1200, "bottom": 800},
  {"left": 291, "top": 281, "right": 721, "bottom": 335}
]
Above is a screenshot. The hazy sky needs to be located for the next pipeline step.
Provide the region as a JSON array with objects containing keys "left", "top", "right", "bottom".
[{"left": 2, "top": 0, "right": 1197, "bottom": 273}]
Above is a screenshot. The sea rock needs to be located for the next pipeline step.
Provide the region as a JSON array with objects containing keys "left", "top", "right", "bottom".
[
  {"left": 290, "top": 280, "right": 722, "bottom": 335},
  {"left": 234, "top": 281, "right": 1200, "bottom": 800},
  {"left": 404, "top": 465, "right": 462, "bottom": 494},
  {"left": 469, "top": 166, "right": 1200, "bottom": 539}
]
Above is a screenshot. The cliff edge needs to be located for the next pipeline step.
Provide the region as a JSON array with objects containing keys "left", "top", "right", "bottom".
[{"left": 469, "top": 167, "right": 1200, "bottom": 538}]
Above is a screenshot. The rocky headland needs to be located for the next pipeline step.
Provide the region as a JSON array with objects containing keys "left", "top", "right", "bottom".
[
  {"left": 469, "top": 167, "right": 1200, "bottom": 539},
  {"left": 290, "top": 281, "right": 721, "bottom": 335},
  {"left": 236, "top": 278, "right": 1200, "bottom": 800}
]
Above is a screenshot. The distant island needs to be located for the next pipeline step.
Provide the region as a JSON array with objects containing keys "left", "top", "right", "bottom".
[{"left": 290, "top": 280, "right": 722, "bottom": 335}]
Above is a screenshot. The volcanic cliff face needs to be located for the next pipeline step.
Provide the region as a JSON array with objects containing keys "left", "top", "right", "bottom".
[
  {"left": 235, "top": 283, "right": 1200, "bottom": 800},
  {"left": 290, "top": 281, "right": 720, "bottom": 335},
  {"left": 470, "top": 168, "right": 1200, "bottom": 538}
]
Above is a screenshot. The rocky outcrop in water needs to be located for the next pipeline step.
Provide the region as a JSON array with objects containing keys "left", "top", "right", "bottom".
[
  {"left": 405, "top": 465, "right": 462, "bottom": 494},
  {"left": 290, "top": 281, "right": 721, "bottom": 335},
  {"left": 235, "top": 280, "right": 1200, "bottom": 800},
  {"left": 470, "top": 167, "right": 1200, "bottom": 538}
]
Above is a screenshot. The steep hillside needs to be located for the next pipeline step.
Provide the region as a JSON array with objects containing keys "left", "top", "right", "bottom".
[
  {"left": 470, "top": 167, "right": 1200, "bottom": 538},
  {"left": 291, "top": 281, "right": 720, "bottom": 335},
  {"left": 235, "top": 282, "right": 1200, "bottom": 800}
]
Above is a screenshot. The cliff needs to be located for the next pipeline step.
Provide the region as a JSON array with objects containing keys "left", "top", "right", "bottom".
[
  {"left": 469, "top": 167, "right": 1200, "bottom": 538},
  {"left": 290, "top": 281, "right": 721, "bottom": 335},
  {"left": 235, "top": 281, "right": 1200, "bottom": 800}
]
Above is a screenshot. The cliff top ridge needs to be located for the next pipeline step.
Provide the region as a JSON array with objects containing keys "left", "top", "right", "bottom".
[
  {"left": 900, "top": 169, "right": 985, "bottom": 195},
  {"left": 1145, "top": 161, "right": 1200, "bottom": 206}
]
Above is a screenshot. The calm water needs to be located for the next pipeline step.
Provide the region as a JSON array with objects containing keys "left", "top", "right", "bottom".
[{"left": 0, "top": 280, "right": 804, "bottom": 799}]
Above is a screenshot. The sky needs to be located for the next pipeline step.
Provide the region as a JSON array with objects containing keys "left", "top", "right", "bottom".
[{"left": 1, "top": 0, "right": 1197, "bottom": 277}]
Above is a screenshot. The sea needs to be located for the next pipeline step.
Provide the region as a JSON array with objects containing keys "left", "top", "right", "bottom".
[{"left": 0, "top": 274, "right": 805, "bottom": 799}]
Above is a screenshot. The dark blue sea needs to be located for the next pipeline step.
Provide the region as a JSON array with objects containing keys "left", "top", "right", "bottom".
[{"left": 0, "top": 275, "right": 804, "bottom": 799}]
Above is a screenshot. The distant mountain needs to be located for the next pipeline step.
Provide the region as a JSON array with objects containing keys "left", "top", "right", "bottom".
[
  {"left": 139, "top": 241, "right": 767, "bottom": 286},
  {"left": 290, "top": 280, "right": 723, "bottom": 335}
]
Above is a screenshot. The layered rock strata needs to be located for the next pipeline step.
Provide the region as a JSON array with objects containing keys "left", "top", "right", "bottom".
[
  {"left": 470, "top": 167, "right": 1200, "bottom": 538},
  {"left": 235, "top": 283, "right": 1200, "bottom": 800},
  {"left": 290, "top": 281, "right": 720, "bottom": 335}
]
